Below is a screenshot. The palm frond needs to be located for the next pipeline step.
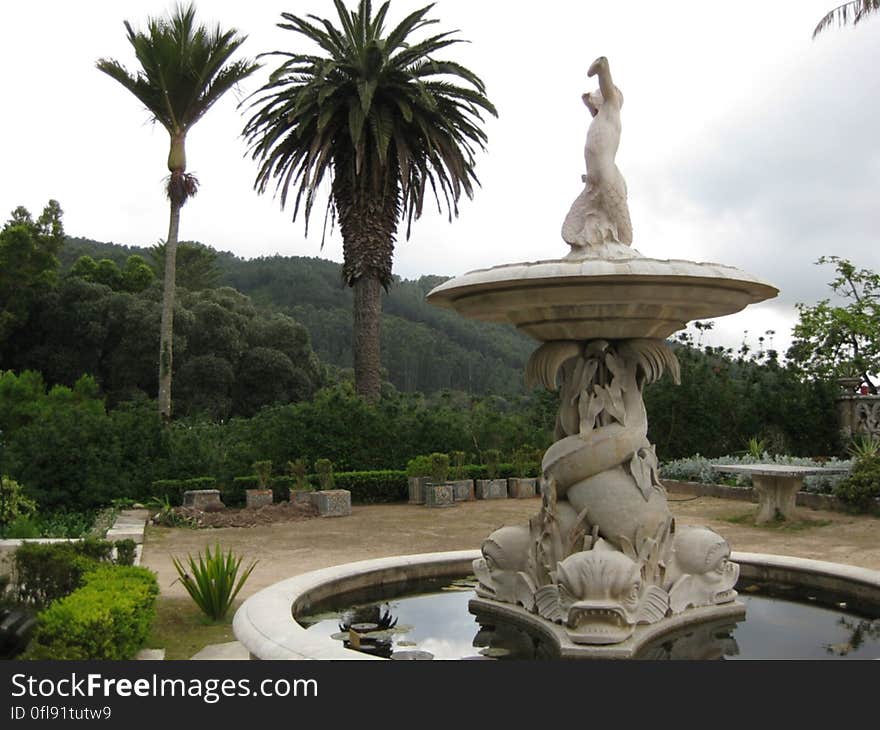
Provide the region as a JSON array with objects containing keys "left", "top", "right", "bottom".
[{"left": 813, "top": 0, "right": 880, "bottom": 38}]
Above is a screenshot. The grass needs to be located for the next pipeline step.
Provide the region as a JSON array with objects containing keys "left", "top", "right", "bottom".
[
  {"left": 723, "top": 509, "right": 832, "bottom": 531},
  {"left": 145, "top": 597, "right": 240, "bottom": 660}
]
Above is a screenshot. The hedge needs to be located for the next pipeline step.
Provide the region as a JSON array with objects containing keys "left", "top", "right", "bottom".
[
  {"left": 333, "top": 470, "right": 407, "bottom": 504},
  {"left": 151, "top": 477, "right": 216, "bottom": 506},
  {"left": 22, "top": 565, "right": 158, "bottom": 660},
  {"left": 13, "top": 539, "right": 119, "bottom": 607}
]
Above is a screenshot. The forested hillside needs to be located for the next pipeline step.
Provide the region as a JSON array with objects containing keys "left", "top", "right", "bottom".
[{"left": 61, "top": 237, "right": 535, "bottom": 395}]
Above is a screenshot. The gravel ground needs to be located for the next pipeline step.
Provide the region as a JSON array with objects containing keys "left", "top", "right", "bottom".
[{"left": 141, "top": 496, "right": 880, "bottom": 601}]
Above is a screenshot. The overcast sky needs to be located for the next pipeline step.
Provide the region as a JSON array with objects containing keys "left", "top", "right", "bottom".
[{"left": 2, "top": 0, "right": 878, "bottom": 356}]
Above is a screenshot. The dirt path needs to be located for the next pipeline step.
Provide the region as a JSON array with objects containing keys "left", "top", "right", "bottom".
[{"left": 141, "top": 496, "right": 880, "bottom": 601}]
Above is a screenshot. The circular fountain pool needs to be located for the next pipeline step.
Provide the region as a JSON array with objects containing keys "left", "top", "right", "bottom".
[{"left": 297, "top": 575, "right": 880, "bottom": 660}]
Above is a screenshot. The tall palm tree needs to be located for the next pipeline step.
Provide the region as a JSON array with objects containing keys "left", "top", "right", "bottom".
[
  {"left": 243, "top": 0, "right": 496, "bottom": 402},
  {"left": 814, "top": 1, "right": 880, "bottom": 37},
  {"left": 97, "top": 3, "right": 258, "bottom": 419}
]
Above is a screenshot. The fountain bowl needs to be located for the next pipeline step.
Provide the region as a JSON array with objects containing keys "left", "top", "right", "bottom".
[{"left": 425, "top": 255, "right": 779, "bottom": 341}]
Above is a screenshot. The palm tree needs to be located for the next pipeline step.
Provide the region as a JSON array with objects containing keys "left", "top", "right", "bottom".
[
  {"left": 243, "top": 0, "right": 496, "bottom": 402},
  {"left": 97, "top": 3, "right": 258, "bottom": 419},
  {"left": 813, "top": 1, "right": 880, "bottom": 37}
]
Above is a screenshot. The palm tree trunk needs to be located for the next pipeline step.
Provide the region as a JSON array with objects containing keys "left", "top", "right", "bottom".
[
  {"left": 158, "top": 199, "right": 181, "bottom": 420},
  {"left": 353, "top": 275, "right": 383, "bottom": 402}
]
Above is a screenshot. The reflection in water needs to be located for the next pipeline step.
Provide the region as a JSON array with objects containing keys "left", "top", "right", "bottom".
[{"left": 297, "top": 576, "right": 880, "bottom": 660}]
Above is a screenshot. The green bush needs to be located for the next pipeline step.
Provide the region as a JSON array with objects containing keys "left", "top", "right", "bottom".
[
  {"left": 172, "top": 544, "right": 256, "bottom": 621},
  {"left": 406, "top": 455, "right": 433, "bottom": 478},
  {"left": 252, "top": 460, "right": 272, "bottom": 489},
  {"left": 151, "top": 477, "right": 216, "bottom": 506},
  {"left": 333, "top": 471, "right": 407, "bottom": 503},
  {"left": 450, "top": 451, "right": 467, "bottom": 480},
  {"left": 23, "top": 565, "right": 158, "bottom": 659},
  {"left": 288, "top": 459, "right": 310, "bottom": 490},
  {"left": 315, "top": 459, "right": 334, "bottom": 490},
  {"left": 76, "top": 537, "right": 114, "bottom": 562},
  {"left": 483, "top": 449, "right": 502, "bottom": 480},
  {"left": 114, "top": 539, "right": 137, "bottom": 566},
  {"left": 0, "top": 475, "right": 37, "bottom": 527},
  {"left": 269, "top": 476, "right": 302, "bottom": 501},
  {"left": 225, "top": 476, "right": 259, "bottom": 506},
  {"left": 834, "top": 455, "right": 880, "bottom": 513},
  {"left": 429, "top": 453, "right": 449, "bottom": 484},
  {"left": 2, "top": 516, "right": 41, "bottom": 538},
  {"left": 151, "top": 479, "right": 185, "bottom": 506},
  {"left": 13, "top": 543, "right": 100, "bottom": 608}
]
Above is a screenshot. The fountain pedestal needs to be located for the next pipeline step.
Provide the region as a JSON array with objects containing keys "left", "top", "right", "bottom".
[{"left": 425, "top": 56, "right": 778, "bottom": 655}]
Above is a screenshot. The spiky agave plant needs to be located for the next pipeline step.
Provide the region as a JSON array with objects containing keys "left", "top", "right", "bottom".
[{"left": 172, "top": 544, "right": 257, "bottom": 621}]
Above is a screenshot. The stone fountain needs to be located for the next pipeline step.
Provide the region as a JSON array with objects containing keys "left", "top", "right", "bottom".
[{"left": 425, "top": 56, "right": 779, "bottom": 657}]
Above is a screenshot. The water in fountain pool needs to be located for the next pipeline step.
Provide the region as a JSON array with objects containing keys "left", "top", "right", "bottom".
[{"left": 296, "top": 576, "right": 880, "bottom": 660}]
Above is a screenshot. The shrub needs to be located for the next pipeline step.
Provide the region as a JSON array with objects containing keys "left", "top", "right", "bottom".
[
  {"left": 13, "top": 543, "right": 100, "bottom": 608},
  {"left": 22, "top": 565, "right": 159, "bottom": 659},
  {"left": 114, "top": 539, "right": 137, "bottom": 566},
  {"left": 252, "top": 460, "right": 272, "bottom": 489},
  {"left": 834, "top": 455, "right": 880, "bottom": 513},
  {"left": 225, "top": 476, "right": 259, "bottom": 506},
  {"left": 450, "top": 451, "right": 467, "bottom": 480},
  {"left": 405, "top": 455, "right": 432, "bottom": 478},
  {"left": 315, "top": 459, "right": 334, "bottom": 490},
  {"left": 268, "top": 475, "right": 297, "bottom": 502},
  {"left": 512, "top": 445, "right": 541, "bottom": 477},
  {"left": 0, "top": 475, "right": 37, "bottom": 527},
  {"left": 76, "top": 537, "right": 114, "bottom": 562},
  {"left": 333, "top": 471, "right": 407, "bottom": 503},
  {"left": 483, "top": 450, "right": 501, "bottom": 480},
  {"left": 172, "top": 544, "right": 257, "bottom": 621},
  {"left": 288, "top": 459, "right": 311, "bottom": 490},
  {"left": 151, "top": 477, "right": 216, "bottom": 506},
  {"left": 151, "top": 479, "right": 185, "bottom": 506},
  {"left": 429, "top": 453, "right": 449, "bottom": 484}
]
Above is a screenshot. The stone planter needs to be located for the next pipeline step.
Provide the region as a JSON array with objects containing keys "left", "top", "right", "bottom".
[
  {"left": 508, "top": 477, "right": 538, "bottom": 499},
  {"left": 289, "top": 488, "right": 314, "bottom": 506},
  {"left": 475, "top": 479, "right": 508, "bottom": 500},
  {"left": 407, "top": 476, "right": 429, "bottom": 504},
  {"left": 450, "top": 479, "right": 475, "bottom": 502},
  {"left": 182, "top": 489, "right": 225, "bottom": 512},
  {"left": 310, "top": 489, "right": 352, "bottom": 517},
  {"left": 245, "top": 489, "right": 273, "bottom": 509},
  {"left": 424, "top": 483, "right": 455, "bottom": 508}
]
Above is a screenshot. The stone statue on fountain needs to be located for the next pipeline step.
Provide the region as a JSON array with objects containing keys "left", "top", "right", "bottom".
[{"left": 470, "top": 57, "right": 741, "bottom": 649}]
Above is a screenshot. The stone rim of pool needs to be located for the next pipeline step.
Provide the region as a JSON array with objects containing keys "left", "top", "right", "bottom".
[{"left": 232, "top": 550, "right": 880, "bottom": 660}]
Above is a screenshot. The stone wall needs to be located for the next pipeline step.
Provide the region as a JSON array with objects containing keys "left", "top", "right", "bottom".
[{"left": 837, "top": 394, "right": 880, "bottom": 441}]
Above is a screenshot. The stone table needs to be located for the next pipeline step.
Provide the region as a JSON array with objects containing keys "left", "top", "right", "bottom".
[{"left": 713, "top": 464, "right": 849, "bottom": 525}]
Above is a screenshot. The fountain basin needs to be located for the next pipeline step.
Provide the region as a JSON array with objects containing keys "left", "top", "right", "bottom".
[
  {"left": 233, "top": 550, "right": 880, "bottom": 660},
  {"left": 425, "top": 256, "right": 778, "bottom": 340}
]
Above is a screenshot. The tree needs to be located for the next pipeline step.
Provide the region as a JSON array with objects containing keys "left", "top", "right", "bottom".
[
  {"left": 243, "top": 0, "right": 496, "bottom": 402},
  {"left": 787, "top": 257, "right": 880, "bottom": 392},
  {"left": 97, "top": 2, "right": 258, "bottom": 420},
  {"left": 813, "top": 1, "right": 880, "bottom": 37},
  {"left": 0, "top": 201, "right": 64, "bottom": 342},
  {"left": 149, "top": 241, "right": 221, "bottom": 291}
]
